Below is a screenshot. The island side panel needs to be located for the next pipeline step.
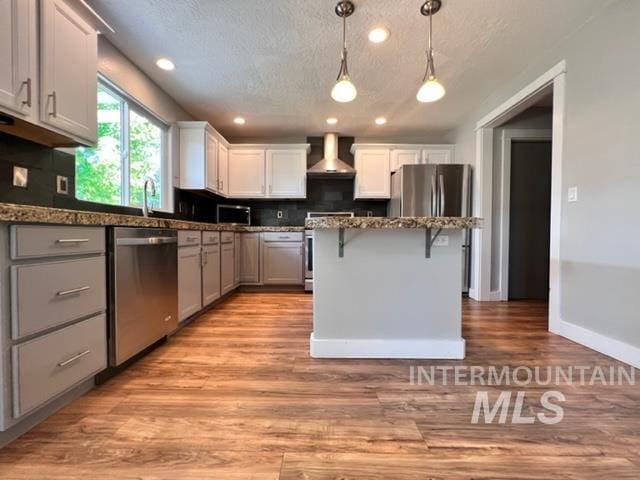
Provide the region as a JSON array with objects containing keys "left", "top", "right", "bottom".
[{"left": 311, "top": 228, "right": 464, "bottom": 358}]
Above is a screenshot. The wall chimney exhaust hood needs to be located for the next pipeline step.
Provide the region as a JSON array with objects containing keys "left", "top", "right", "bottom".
[{"left": 307, "top": 133, "right": 355, "bottom": 178}]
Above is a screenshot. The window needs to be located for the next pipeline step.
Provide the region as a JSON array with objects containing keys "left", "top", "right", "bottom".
[{"left": 75, "top": 81, "right": 168, "bottom": 210}]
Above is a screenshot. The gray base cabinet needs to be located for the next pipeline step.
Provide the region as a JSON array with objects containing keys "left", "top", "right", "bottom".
[
  {"left": 239, "top": 233, "right": 261, "bottom": 284},
  {"left": 178, "top": 243, "right": 203, "bottom": 322},
  {"left": 221, "top": 236, "right": 235, "bottom": 295},
  {"left": 202, "top": 241, "right": 221, "bottom": 307},
  {"left": 262, "top": 241, "right": 304, "bottom": 285}
]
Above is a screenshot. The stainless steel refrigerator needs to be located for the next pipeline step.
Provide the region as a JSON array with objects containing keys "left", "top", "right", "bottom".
[{"left": 389, "top": 164, "right": 472, "bottom": 293}]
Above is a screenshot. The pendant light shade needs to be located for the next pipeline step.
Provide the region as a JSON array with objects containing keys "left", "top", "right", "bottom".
[
  {"left": 332, "top": 1, "right": 357, "bottom": 103},
  {"left": 417, "top": 0, "right": 445, "bottom": 103}
]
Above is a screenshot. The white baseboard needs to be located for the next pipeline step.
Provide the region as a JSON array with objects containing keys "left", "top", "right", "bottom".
[
  {"left": 551, "top": 319, "right": 640, "bottom": 369},
  {"left": 468, "top": 288, "right": 479, "bottom": 300},
  {"left": 310, "top": 333, "right": 465, "bottom": 359},
  {"left": 489, "top": 290, "right": 502, "bottom": 301}
]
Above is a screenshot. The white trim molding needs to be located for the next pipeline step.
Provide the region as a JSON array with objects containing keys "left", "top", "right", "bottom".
[
  {"left": 497, "top": 128, "right": 553, "bottom": 301},
  {"left": 310, "top": 334, "right": 465, "bottom": 359},
  {"left": 552, "top": 319, "right": 640, "bottom": 369}
]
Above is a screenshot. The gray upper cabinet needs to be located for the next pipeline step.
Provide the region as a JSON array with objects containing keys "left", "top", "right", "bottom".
[
  {"left": 262, "top": 240, "right": 304, "bottom": 285},
  {"left": 178, "top": 244, "right": 202, "bottom": 322},
  {"left": 202, "top": 242, "right": 221, "bottom": 307},
  {"left": 239, "top": 233, "right": 260, "bottom": 284}
]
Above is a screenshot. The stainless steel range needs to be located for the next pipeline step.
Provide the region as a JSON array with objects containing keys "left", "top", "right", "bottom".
[{"left": 305, "top": 212, "right": 354, "bottom": 292}]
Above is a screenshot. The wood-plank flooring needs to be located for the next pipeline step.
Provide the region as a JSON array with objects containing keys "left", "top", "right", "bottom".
[{"left": 0, "top": 293, "right": 638, "bottom": 479}]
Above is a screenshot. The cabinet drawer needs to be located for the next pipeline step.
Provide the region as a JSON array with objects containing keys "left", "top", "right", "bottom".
[
  {"left": 11, "top": 257, "right": 106, "bottom": 340},
  {"left": 178, "top": 230, "right": 202, "bottom": 246},
  {"left": 220, "top": 232, "right": 235, "bottom": 244},
  {"left": 11, "top": 226, "right": 105, "bottom": 259},
  {"left": 12, "top": 314, "right": 107, "bottom": 418},
  {"left": 262, "top": 232, "right": 303, "bottom": 242},
  {"left": 202, "top": 231, "right": 220, "bottom": 245}
]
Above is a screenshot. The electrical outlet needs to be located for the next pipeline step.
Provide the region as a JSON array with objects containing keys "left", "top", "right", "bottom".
[
  {"left": 366, "top": 211, "right": 373, "bottom": 217},
  {"left": 277, "top": 210, "right": 283, "bottom": 219},
  {"left": 56, "top": 175, "right": 69, "bottom": 194},
  {"left": 433, "top": 235, "right": 449, "bottom": 247},
  {"left": 568, "top": 186, "right": 578, "bottom": 203},
  {"left": 13, "top": 166, "right": 28, "bottom": 188}
]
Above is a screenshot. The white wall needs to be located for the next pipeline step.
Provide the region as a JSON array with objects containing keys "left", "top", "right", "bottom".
[{"left": 452, "top": 0, "right": 640, "bottom": 349}]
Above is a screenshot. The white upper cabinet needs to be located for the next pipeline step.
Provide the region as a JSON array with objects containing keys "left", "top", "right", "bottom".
[
  {"left": 228, "top": 148, "right": 266, "bottom": 198},
  {"left": 266, "top": 149, "right": 307, "bottom": 198},
  {"left": 390, "top": 148, "right": 422, "bottom": 173},
  {"left": 218, "top": 142, "right": 229, "bottom": 196},
  {"left": 0, "top": 0, "right": 37, "bottom": 121},
  {"left": 353, "top": 149, "right": 390, "bottom": 199},
  {"left": 205, "top": 130, "right": 218, "bottom": 192},
  {"left": 422, "top": 147, "right": 454, "bottom": 164},
  {"left": 178, "top": 122, "right": 227, "bottom": 195},
  {"left": 40, "top": 0, "right": 97, "bottom": 143}
]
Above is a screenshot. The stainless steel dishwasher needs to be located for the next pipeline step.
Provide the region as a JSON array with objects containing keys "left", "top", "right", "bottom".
[{"left": 108, "top": 228, "right": 178, "bottom": 366}]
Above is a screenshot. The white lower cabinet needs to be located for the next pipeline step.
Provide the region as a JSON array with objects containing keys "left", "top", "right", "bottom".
[
  {"left": 178, "top": 241, "right": 203, "bottom": 322},
  {"left": 221, "top": 237, "right": 235, "bottom": 295},
  {"left": 202, "top": 243, "right": 221, "bottom": 307},
  {"left": 239, "top": 233, "right": 261, "bottom": 284},
  {"left": 262, "top": 235, "right": 304, "bottom": 285}
]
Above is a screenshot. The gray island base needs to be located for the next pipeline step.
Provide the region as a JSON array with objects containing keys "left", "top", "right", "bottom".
[{"left": 306, "top": 217, "right": 481, "bottom": 359}]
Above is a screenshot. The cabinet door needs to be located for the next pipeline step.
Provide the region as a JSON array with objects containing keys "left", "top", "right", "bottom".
[
  {"left": 266, "top": 149, "right": 306, "bottom": 198},
  {"left": 221, "top": 243, "right": 235, "bottom": 295},
  {"left": 218, "top": 143, "right": 229, "bottom": 197},
  {"left": 234, "top": 233, "right": 241, "bottom": 286},
  {"left": 240, "top": 233, "right": 260, "bottom": 284},
  {"left": 0, "top": 0, "right": 36, "bottom": 119},
  {"left": 423, "top": 148, "right": 453, "bottom": 164},
  {"left": 262, "top": 242, "right": 304, "bottom": 285},
  {"left": 178, "top": 246, "right": 202, "bottom": 321},
  {"left": 40, "top": 0, "right": 97, "bottom": 143},
  {"left": 228, "top": 149, "right": 265, "bottom": 198},
  {"left": 390, "top": 149, "right": 422, "bottom": 172},
  {"left": 354, "top": 149, "right": 390, "bottom": 199},
  {"left": 202, "top": 244, "right": 220, "bottom": 306},
  {"left": 206, "top": 131, "right": 219, "bottom": 193}
]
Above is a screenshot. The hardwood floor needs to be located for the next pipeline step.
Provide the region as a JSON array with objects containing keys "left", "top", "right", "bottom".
[{"left": 0, "top": 293, "right": 638, "bottom": 479}]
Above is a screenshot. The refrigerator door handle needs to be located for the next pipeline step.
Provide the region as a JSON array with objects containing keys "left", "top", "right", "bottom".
[
  {"left": 439, "top": 174, "right": 445, "bottom": 217},
  {"left": 431, "top": 175, "right": 437, "bottom": 216}
]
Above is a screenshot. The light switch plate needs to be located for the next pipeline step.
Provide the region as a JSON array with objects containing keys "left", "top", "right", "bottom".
[
  {"left": 568, "top": 186, "right": 578, "bottom": 202},
  {"left": 13, "top": 166, "right": 28, "bottom": 188},
  {"left": 433, "top": 235, "right": 449, "bottom": 246}
]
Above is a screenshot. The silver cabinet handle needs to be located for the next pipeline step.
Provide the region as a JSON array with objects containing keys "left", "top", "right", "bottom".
[
  {"left": 201, "top": 250, "right": 207, "bottom": 267},
  {"left": 58, "top": 350, "right": 91, "bottom": 367},
  {"left": 56, "top": 286, "right": 91, "bottom": 297},
  {"left": 220, "top": 180, "right": 224, "bottom": 191},
  {"left": 48, "top": 91, "right": 57, "bottom": 117},
  {"left": 439, "top": 174, "right": 445, "bottom": 217},
  {"left": 56, "top": 238, "right": 89, "bottom": 244},
  {"left": 21, "top": 78, "right": 32, "bottom": 107}
]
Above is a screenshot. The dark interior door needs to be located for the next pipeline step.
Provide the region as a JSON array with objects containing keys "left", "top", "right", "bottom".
[{"left": 508, "top": 141, "right": 552, "bottom": 300}]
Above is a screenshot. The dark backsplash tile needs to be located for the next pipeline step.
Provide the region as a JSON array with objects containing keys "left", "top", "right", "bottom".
[{"left": 0, "top": 132, "right": 389, "bottom": 226}]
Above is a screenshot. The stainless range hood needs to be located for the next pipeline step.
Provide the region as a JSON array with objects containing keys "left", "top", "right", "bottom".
[{"left": 307, "top": 133, "right": 356, "bottom": 178}]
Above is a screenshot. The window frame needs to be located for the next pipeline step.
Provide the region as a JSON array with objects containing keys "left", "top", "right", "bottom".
[{"left": 82, "top": 75, "right": 172, "bottom": 212}]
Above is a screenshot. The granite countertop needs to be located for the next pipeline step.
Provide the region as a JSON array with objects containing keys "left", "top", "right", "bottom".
[
  {"left": 305, "top": 216, "right": 481, "bottom": 230},
  {"left": 0, "top": 202, "right": 304, "bottom": 232}
]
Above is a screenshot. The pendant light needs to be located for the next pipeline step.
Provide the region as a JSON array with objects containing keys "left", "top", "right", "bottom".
[
  {"left": 417, "top": 0, "right": 446, "bottom": 103},
  {"left": 331, "top": 1, "right": 357, "bottom": 103}
]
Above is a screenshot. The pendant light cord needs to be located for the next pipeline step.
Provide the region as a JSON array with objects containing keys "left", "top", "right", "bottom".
[{"left": 425, "top": 1, "right": 436, "bottom": 80}]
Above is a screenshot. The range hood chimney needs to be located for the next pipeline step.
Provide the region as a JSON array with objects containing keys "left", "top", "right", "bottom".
[{"left": 307, "top": 133, "right": 356, "bottom": 178}]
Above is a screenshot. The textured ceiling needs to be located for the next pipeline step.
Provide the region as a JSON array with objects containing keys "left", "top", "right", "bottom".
[{"left": 89, "top": 0, "right": 606, "bottom": 139}]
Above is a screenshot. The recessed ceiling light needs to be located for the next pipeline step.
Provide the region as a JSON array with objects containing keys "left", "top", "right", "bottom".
[
  {"left": 368, "top": 27, "right": 389, "bottom": 44},
  {"left": 375, "top": 117, "right": 387, "bottom": 125},
  {"left": 233, "top": 117, "right": 246, "bottom": 125},
  {"left": 156, "top": 58, "right": 175, "bottom": 71},
  {"left": 326, "top": 117, "right": 338, "bottom": 125}
]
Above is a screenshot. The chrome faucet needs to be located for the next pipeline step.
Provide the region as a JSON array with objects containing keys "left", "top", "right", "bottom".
[{"left": 142, "top": 177, "right": 156, "bottom": 218}]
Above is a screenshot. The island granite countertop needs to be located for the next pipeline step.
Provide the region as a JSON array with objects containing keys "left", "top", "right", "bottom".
[
  {"left": 0, "top": 202, "right": 304, "bottom": 232},
  {"left": 305, "top": 216, "right": 481, "bottom": 230}
]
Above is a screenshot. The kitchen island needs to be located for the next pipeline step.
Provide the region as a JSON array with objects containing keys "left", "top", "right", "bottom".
[{"left": 305, "top": 216, "right": 480, "bottom": 359}]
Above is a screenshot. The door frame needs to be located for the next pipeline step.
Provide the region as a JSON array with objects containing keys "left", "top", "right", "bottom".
[
  {"left": 498, "top": 129, "right": 552, "bottom": 301},
  {"left": 470, "top": 60, "right": 566, "bottom": 333}
]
